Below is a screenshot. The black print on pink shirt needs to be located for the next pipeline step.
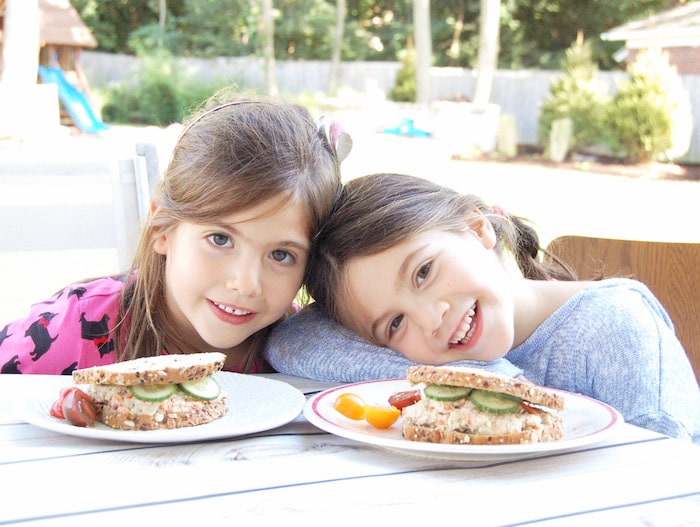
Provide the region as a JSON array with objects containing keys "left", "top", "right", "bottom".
[
  {"left": 61, "top": 362, "right": 78, "bottom": 375},
  {"left": 25, "top": 312, "right": 58, "bottom": 361},
  {"left": 80, "top": 313, "right": 114, "bottom": 357},
  {"left": 68, "top": 287, "right": 87, "bottom": 299},
  {"left": 0, "top": 325, "right": 11, "bottom": 346},
  {"left": 1, "top": 354, "right": 21, "bottom": 374},
  {"left": 0, "top": 326, "right": 22, "bottom": 373}
]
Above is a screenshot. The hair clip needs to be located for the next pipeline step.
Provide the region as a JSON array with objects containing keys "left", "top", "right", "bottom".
[
  {"left": 318, "top": 116, "right": 353, "bottom": 163},
  {"left": 492, "top": 205, "right": 507, "bottom": 217}
]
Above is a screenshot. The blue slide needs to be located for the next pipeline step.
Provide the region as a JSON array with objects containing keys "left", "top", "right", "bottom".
[{"left": 38, "top": 65, "right": 109, "bottom": 135}]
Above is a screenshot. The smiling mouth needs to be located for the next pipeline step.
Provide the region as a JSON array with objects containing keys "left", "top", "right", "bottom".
[
  {"left": 449, "top": 303, "right": 477, "bottom": 345},
  {"left": 213, "top": 302, "right": 253, "bottom": 316}
]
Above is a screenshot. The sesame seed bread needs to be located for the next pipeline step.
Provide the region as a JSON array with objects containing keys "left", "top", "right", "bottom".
[
  {"left": 72, "top": 352, "right": 227, "bottom": 386},
  {"left": 406, "top": 365, "right": 565, "bottom": 411}
]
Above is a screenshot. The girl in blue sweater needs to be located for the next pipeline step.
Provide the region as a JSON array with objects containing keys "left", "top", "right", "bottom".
[{"left": 265, "top": 173, "right": 700, "bottom": 442}]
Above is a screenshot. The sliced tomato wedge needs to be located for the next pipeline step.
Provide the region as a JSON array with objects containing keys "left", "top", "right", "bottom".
[
  {"left": 60, "top": 387, "right": 97, "bottom": 427},
  {"left": 50, "top": 387, "right": 80, "bottom": 419},
  {"left": 49, "top": 398, "right": 65, "bottom": 419}
]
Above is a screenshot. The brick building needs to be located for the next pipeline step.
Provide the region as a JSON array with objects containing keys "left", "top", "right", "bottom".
[{"left": 602, "top": 2, "right": 700, "bottom": 74}]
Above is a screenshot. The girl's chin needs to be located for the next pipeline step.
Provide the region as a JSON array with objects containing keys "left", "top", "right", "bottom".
[{"left": 445, "top": 346, "right": 506, "bottom": 363}]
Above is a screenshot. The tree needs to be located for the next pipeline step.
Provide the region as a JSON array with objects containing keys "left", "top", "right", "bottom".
[
  {"left": 472, "top": 0, "right": 500, "bottom": 108},
  {"left": 413, "top": 0, "right": 432, "bottom": 104},
  {"left": 157, "top": 0, "right": 167, "bottom": 48},
  {"left": 510, "top": 0, "right": 669, "bottom": 69},
  {"left": 538, "top": 36, "right": 611, "bottom": 153},
  {"left": 0, "top": 0, "right": 40, "bottom": 138},
  {"left": 261, "top": 0, "right": 279, "bottom": 96},
  {"left": 607, "top": 49, "right": 692, "bottom": 163},
  {"left": 329, "top": 0, "right": 346, "bottom": 96}
]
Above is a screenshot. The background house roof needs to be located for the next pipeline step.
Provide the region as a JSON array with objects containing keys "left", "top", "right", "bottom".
[
  {"left": 602, "top": 2, "right": 700, "bottom": 48},
  {"left": 38, "top": 0, "right": 97, "bottom": 48}
]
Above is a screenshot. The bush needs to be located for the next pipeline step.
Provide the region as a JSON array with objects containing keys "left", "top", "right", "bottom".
[
  {"left": 538, "top": 39, "right": 611, "bottom": 156},
  {"left": 606, "top": 49, "right": 692, "bottom": 163},
  {"left": 100, "top": 51, "right": 234, "bottom": 126},
  {"left": 389, "top": 49, "right": 416, "bottom": 103}
]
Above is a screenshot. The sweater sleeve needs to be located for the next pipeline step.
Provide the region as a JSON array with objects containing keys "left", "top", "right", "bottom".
[
  {"left": 0, "top": 278, "right": 122, "bottom": 375},
  {"left": 264, "top": 303, "right": 522, "bottom": 382}
]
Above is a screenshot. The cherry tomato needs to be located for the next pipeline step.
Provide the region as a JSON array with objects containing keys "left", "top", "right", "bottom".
[
  {"left": 388, "top": 389, "right": 422, "bottom": 410},
  {"left": 61, "top": 388, "right": 97, "bottom": 427},
  {"left": 364, "top": 405, "right": 401, "bottom": 429},
  {"left": 333, "top": 393, "right": 366, "bottom": 420},
  {"left": 50, "top": 386, "right": 81, "bottom": 419},
  {"left": 49, "top": 398, "right": 65, "bottom": 419}
]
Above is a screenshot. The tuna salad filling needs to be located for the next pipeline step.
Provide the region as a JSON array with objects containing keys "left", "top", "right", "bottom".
[{"left": 402, "top": 396, "right": 554, "bottom": 436}]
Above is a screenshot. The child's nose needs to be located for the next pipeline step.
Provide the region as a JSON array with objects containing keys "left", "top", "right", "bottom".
[
  {"left": 226, "top": 262, "right": 262, "bottom": 297},
  {"left": 413, "top": 300, "right": 448, "bottom": 336}
]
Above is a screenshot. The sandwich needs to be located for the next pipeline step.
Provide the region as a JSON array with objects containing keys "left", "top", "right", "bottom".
[
  {"left": 400, "top": 365, "right": 565, "bottom": 445},
  {"left": 67, "top": 352, "right": 228, "bottom": 431}
]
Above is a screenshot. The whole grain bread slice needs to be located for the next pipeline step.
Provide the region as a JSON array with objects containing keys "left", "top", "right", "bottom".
[
  {"left": 406, "top": 365, "right": 565, "bottom": 411},
  {"left": 72, "top": 352, "right": 226, "bottom": 386},
  {"left": 99, "top": 396, "right": 228, "bottom": 431},
  {"left": 403, "top": 417, "right": 564, "bottom": 445}
]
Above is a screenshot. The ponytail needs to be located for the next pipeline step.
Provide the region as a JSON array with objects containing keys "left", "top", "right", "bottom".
[{"left": 502, "top": 214, "right": 577, "bottom": 281}]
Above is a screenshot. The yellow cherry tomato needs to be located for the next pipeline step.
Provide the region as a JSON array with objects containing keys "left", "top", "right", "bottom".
[
  {"left": 363, "top": 405, "right": 401, "bottom": 429},
  {"left": 333, "top": 393, "right": 366, "bottom": 420}
]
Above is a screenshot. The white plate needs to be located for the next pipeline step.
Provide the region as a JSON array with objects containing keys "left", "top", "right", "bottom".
[
  {"left": 18, "top": 372, "right": 305, "bottom": 444},
  {"left": 304, "top": 379, "right": 623, "bottom": 461}
]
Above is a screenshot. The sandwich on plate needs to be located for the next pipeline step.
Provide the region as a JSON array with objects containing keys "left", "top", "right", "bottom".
[
  {"left": 58, "top": 352, "right": 228, "bottom": 431},
  {"left": 400, "top": 365, "right": 565, "bottom": 445}
]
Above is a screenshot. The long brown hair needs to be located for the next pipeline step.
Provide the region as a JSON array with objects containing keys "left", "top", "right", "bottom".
[
  {"left": 115, "top": 94, "right": 341, "bottom": 370},
  {"left": 306, "top": 172, "right": 574, "bottom": 329}
]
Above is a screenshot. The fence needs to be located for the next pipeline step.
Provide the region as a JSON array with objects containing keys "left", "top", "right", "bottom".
[{"left": 82, "top": 51, "right": 700, "bottom": 163}]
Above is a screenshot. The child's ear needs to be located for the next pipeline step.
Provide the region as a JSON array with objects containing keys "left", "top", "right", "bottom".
[
  {"left": 467, "top": 209, "right": 498, "bottom": 250},
  {"left": 153, "top": 231, "right": 168, "bottom": 255},
  {"left": 148, "top": 207, "right": 170, "bottom": 255}
]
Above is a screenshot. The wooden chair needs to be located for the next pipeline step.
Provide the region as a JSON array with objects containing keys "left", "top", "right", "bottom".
[
  {"left": 0, "top": 145, "right": 160, "bottom": 324},
  {"left": 545, "top": 235, "right": 700, "bottom": 382}
]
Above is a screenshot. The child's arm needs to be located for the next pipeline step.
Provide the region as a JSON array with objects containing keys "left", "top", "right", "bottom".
[
  {"left": 264, "top": 303, "right": 523, "bottom": 382},
  {"left": 0, "top": 279, "right": 120, "bottom": 375}
]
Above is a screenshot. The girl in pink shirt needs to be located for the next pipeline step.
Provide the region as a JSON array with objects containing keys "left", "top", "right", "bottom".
[{"left": 0, "top": 94, "right": 345, "bottom": 375}]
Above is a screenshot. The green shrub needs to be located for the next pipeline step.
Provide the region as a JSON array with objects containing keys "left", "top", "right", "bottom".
[
  {"left": 538, "top": 39, "right": 611, "bottom": 155},
  {"left": 100, "top": 51, "right": 234, "bottom": 126},
  {"left": 606, "top": 49, "right": 692, "bottom": 163},
  {"left": 389, "top": 49, "right": 416, "bottom": 103}
]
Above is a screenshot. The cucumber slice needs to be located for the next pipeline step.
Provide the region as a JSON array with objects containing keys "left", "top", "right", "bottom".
[
  {"left": 470, "top": 389, "right": 522, "bottom": 414},
  {"left": 128, "top": 383, "right": 177, "bottom": 402},
  {"left": 424, "top": 384, "right": 472, "bottom": 401},
  {"left": 179, "top": 376, "right": 220, "bottom": 401}
]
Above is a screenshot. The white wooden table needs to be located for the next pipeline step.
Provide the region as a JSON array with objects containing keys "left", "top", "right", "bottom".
[{"left": 1, "top": 373, "right": 699, "bottom": 525}]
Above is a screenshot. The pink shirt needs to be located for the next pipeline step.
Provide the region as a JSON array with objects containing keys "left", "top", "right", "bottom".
[
  {"left": 0, "top": 275, "right": 269, "bottom": 375},
  {"left": 0, "top": 276, "right": 126, "bottom": 374}
]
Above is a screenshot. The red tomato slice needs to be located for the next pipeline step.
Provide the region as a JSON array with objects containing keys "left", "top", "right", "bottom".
[
  {"left": 388, "top": 389, "right": 421, "bottom": 410},
  {"left": 49, "top": 398, "right": 65, "bottom": 419},
  {"left": 50, "top": 386, "right": 80, "bottom": 419},
  {"left": 61, "top": 388, "right": 97, "bottom": 427}
]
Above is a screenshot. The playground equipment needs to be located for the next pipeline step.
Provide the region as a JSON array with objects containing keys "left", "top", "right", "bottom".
[{"left": 38, "top": 65, "right": 109, "bottom": 135}]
